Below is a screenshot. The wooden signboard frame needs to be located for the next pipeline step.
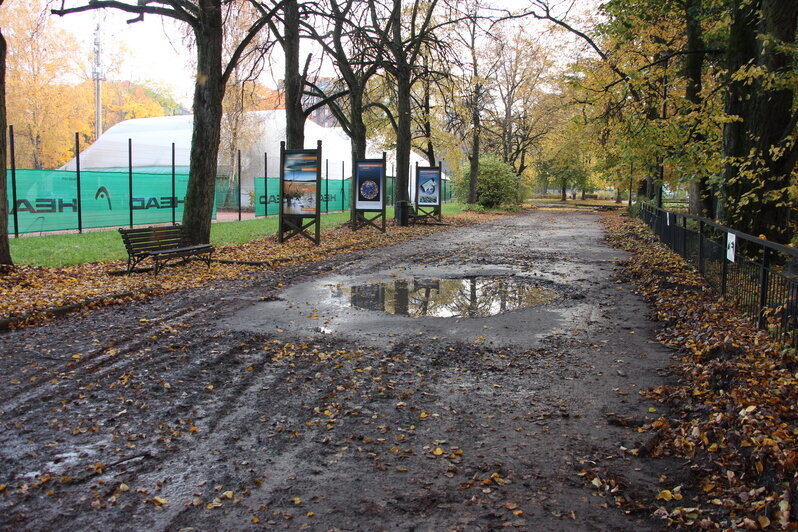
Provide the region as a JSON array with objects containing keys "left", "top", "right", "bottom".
[
  {"left": 412, "top": 162, "right": 443, "bottom": 224},
  {"left": 278, "top": 140, "right": 322, "bottom": 245},
  {"left": 351, "top": 152, "right": 387, "bottom": 233}
]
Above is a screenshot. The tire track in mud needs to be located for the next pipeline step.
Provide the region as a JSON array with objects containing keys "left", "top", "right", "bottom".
[{"left": 1, "top": 211, "right": 677, "bottom": 531}]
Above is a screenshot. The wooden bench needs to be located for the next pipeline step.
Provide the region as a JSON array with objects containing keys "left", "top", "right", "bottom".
[{"left": 119, "top": 225, "right": 214, "bottom": 275}]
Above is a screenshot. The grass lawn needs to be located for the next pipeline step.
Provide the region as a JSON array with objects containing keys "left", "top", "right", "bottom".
[{"left": 9, "top": 204, "right": 467, "bottom": 267}]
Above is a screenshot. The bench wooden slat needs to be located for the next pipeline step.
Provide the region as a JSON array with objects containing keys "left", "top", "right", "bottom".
[{"left": 119, "top": 225, "right": 214, "bottom": 275}]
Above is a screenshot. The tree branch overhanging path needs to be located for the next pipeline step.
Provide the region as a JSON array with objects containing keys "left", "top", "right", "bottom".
[{"left": 51, "top": 0, "right": 285, "bottom": 245}]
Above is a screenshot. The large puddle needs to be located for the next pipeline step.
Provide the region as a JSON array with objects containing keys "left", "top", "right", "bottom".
[{"left": 329, "top": 276, "right": 557, "bottom": 318}]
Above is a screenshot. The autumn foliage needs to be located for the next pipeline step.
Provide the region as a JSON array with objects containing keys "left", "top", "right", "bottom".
[{"left": 603, "top": 211, "right": 798, "bottom": 529}]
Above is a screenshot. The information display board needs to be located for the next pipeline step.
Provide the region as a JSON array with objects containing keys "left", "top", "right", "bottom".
[
  {"left": 355, "top": 160, "right": 385, "bottom": 211},
  {"left": 416, "top": 166, "right": 441, "bottom": 207},
  {"left": 279, "top": 141, "right": 322, "bottom": 244},
  {"left": 412, "top": 164, "right": 443, "bottom": 224},
  {"left": 351, "top": 154, "right": 387, "bottom": 233}
]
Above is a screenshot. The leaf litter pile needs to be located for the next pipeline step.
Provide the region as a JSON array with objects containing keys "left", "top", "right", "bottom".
[
  {"left": 4, "top": 207, "right": 797, "bottom": 529},
  {"left": 0, "top": 213, "right": 497, "bottom": 329},
  {"left": 603, "top": 212, "right": 798, "bottom": 529}
]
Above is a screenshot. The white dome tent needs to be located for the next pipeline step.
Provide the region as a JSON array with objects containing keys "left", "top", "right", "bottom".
[{"left": 62, "top": 111, "right": 436, "bottom": 208}]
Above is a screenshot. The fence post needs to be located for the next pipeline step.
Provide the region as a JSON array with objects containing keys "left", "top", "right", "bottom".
[
  {"left": 682, "top": 215, "right": 687, "bottom": 258},
  {"left": 263, "top": 152, "right": 268, "bottom": 217},
  {"left": 237, "top": 149, "right": 242, "bottom": 221},
  {"left": 628, "top": 162, "right": 634, "bottom": 208},
  {"left": 75, "top": 133, "right": 83, "bottom": 233},
  {"left": 758, "top": 245, "right": 771, "bottom": 329},
  {"left": 128, "top": 138, "right": 133, "bottom": 228},
  {"left": 698, "top": 219, "right": 705, "bottom": 275},
  {"left": 171, "top": 143, "right": 176, "bottom": 225},
  {"left": 325, "top": 159, "right": 329, "bottom": 213},
  {"left": 9, "top": 125, "right": 18, "bottom": 238},
  {"left": 721, "top": 231, "right": 729, "bottom": 296}
]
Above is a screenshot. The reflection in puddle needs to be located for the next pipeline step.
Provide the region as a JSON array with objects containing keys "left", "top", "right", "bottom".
[{"left": 330, "top": 277, "right": 557, "bottom": 318}]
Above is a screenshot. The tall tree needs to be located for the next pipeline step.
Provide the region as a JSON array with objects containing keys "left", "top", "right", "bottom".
[
  {"left": 369, "top": 0, "right": 450, "bottom": 216},
  {"left": 719, "top": 0, "right": 798, "bottom": 242},
  {"left": 484, "top": 28, "right": 554, "bottom": 182},
  {"left": 0, "top": 0, "right": 11, "bottom": 265},
  {"left": 1, "top": 0, "right": 91, "bottom": 169},
  {"left": 52, "top": 0, "right": 283, "bottom": 245},
  {"left": 448, "top": 0, "right": 497, "bottom": 204}
]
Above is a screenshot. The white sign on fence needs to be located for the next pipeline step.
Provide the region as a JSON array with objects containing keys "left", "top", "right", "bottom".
[{"left": 727, "top": 233, "right": 736, "bottom": 263}]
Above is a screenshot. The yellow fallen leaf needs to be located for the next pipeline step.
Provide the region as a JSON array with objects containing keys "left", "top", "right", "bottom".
[
  {"left": 293, "top": 497, "right": 302, "bottom": 504},
  {"left": 153, "top": 496, "right": 168, "bottom": 506},
  {"left": 657, "top": 490, "right": 673, "bottom": 501},
  {"left": 222, "top": 490, "right": 234, "bottom": 499},
  {"left": 251, "top": 517, "right": 260, "bottom": 524},
  {"left": 433, "top": 447, "right": 444, "bottom": 456},
  {"left": 419, "top": 412, "right": 428, "bottom": 419},
  {"left": 119, "top": 483, "right": 129, "bottom": 492}
]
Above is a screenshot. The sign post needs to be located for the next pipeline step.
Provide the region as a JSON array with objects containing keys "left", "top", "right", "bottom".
[
  {"left": 278, "top": 140, "right": 322, "bottom": 245},
  {"left": 413, "top": 162, "right": 443, "bottom": 224},
  {"left": 351, "top": 152, "right": 387, "bottom": 233}
]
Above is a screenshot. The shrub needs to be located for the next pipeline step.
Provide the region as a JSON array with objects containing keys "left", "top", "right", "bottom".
[{"left": 476, "top": 155, "right": 519, "bottom": 208}]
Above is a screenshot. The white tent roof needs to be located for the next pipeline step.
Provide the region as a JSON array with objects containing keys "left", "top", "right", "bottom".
[{"left": 62, "top": 111, "right": 431, "bottom": 183}]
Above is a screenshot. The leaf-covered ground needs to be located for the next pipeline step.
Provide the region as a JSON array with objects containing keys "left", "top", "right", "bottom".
[
  {"left": 0, "top": 213, "right": 499, "bottom": 328},
  {"left": 0, "top": 209, "right": 676, "bottom": 531},
  {"left": 602, "top": 212, "right": 798, "bottom": 530}
]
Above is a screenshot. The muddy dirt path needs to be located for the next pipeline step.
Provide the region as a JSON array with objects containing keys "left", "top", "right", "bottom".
[{"left": 0, "top": 210, "right": 679, "bottom": 531}]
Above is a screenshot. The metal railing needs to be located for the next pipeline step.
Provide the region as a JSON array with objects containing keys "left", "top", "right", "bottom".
[{"left": 639, "top": 203, "right": 798, "bottom": 346}]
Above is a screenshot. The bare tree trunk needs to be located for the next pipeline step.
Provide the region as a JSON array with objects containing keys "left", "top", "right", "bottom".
[
  {"left": 349, "top": 88, "right": 368, "bottom": 161},
  {"left": 284, "top": 0, "right": 305, "bottom": 149},
  {"left": 684, "top": 0, "right": 712, "bottom": 217},
  {"left": 182, "top": 15, "right": 225, "bottom": 245},
  {"left": 421, "top": 72, "right": 436, "bottom": 165},
  {"left": 395, "top": 64, "right": 412, "bottom": 206},
  {"left": 392, "top": 0, "right": 411, "bottom": 208},
  {"left": 0, "top": 19, "right": 12, "bottom": 265},
  {"left": 467, "top": 96, "right": 480, "bottom": 204}
]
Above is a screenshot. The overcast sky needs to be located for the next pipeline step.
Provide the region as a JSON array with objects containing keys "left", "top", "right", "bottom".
[{"left": 50, "top": 0, "right": 597, "bottom": 110}]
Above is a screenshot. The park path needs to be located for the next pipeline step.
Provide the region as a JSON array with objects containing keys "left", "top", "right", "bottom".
[{"left": 0, "top": 210, "right": 677, "bottom": 531}]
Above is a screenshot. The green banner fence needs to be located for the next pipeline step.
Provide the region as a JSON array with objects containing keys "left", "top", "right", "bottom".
[
  {"left": 5, "top": 169, "right": 210, "bottom": 235},
  {"left": 7, "top": 170, "right": 454, "bottom": 235}
]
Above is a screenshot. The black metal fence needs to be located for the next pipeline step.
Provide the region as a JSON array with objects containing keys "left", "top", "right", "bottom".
[{"left": 639, "top": 203, "right": 798, "bottom": 346}]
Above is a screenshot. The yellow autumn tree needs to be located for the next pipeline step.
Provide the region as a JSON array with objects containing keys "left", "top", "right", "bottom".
[{"left": 0, "top": 0, "right": 92, "bottom": 169}]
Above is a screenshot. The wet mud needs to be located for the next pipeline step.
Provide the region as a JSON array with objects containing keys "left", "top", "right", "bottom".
[{"left": 0, "top": 210, "right": 680, "bottom": 531}]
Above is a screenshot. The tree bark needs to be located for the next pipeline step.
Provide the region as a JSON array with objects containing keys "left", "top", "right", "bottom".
[
  {"left": 283, "top": 0, "right": 305, "bottom": 149},
  {"left": 468, "top": 91, "right": 480, "bottom": 204},
  {"left": 182, "top": 7, "right": 225, "bottom": 245},
  {"left": 0, "top": 19, "right": 12, "bottom": 266},
  {"left": 683, "top": 0, "right": 712, "bottom": 217},
  {"left": 392, "top": 0, "right": 411, "bottom": 208},
  {"left": 349, "top": 87, "right": 368, "bottom": 161},
  {"left": 395, "top": 63, "right": 412, "bottom": 206},
  {"left": 721, "top": 0, "right": 798, "bottom": 242}
]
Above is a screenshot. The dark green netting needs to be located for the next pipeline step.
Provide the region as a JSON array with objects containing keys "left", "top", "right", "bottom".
[
  {"left": 6, "top": 169, "right": 216, "bottom": 234},
  {"left": 8, "top": 170, "right": 453, "bottom": 234}
]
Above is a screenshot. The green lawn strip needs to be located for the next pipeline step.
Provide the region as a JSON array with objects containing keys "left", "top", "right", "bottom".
[{"left": 9, "top": 205, "right": 465, "bottom": 267}]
